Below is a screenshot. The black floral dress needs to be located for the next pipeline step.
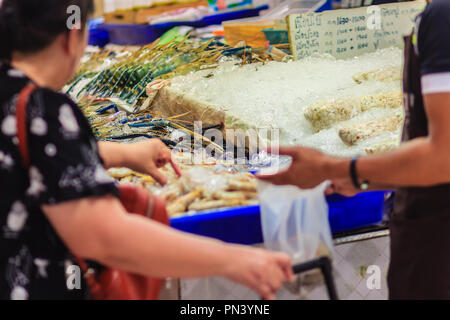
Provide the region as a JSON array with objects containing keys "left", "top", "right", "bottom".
[{"left": 0, "top": 63, "right": 119, "bottom": 300}]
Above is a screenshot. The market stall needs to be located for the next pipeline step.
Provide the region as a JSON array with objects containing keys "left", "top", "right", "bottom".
[
  {"left": 64, "top": 0, "right": 427, "bottom": 300},
  {"left": 4, "top": 0, "right": 450, "bottom": 305}
]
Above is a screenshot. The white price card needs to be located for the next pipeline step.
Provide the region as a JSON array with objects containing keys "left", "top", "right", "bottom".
[{"left": 287, "top": 0, "right": 426, "bottom": 60}]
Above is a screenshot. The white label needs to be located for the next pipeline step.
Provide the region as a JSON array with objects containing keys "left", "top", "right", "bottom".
[{"left": 288, "top": 1, "right": 426, "bottom": 60}]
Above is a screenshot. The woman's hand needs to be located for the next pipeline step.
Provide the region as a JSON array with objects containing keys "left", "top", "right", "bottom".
[
  {"left": 223, "top": 246, "right": 294, "bottom": 300},
  {"left": 257, "top": 146, "right": 349, "bottom": 189},
  {"left": 325, "top": 178, "right": 360, "bottom": 197},
  {"left": 123, "top": 139, "right": 182, "bottom": 185}
]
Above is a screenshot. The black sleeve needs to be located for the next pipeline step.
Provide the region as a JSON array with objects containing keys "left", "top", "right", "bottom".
[
  {"left": 25, "top": 88, "right": 119, "bottom": 205},
  {"left": 417, "top": 0, "right": 450, "bottom": 76}
]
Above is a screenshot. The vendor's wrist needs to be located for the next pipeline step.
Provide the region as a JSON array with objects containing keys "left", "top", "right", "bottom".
[
  {"left": 322, "top": 157, "right": 350, "bottom": 180},
  {"left": 349, "top": 157, "right": 370, "bottom": 191}
]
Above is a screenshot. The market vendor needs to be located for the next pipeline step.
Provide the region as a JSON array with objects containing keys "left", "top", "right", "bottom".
[
  {"left": 258, "top": 0, "right": 450, "bottom": 299},
  {"left": 0, "top": 0, "right": 293, "bottom": 300}
]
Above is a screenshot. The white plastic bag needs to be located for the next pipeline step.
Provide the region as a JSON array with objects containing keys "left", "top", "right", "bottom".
[{"left": 258, "top": 180, "right": 333, "bottom": 265}]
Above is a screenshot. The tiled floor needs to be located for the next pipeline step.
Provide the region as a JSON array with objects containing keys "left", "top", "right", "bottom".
[
  {"left": 177, "top": 235, "right": 391, "bottom": 300},
  {"left": 333, "top": 235, "right": 390, "bottom": 300}
]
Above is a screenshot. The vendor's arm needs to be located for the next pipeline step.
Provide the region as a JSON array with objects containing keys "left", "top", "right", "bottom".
[
  {"left": 98, "top": 139, "right": 182, "bottom": 185},
  {"left": 259, "top": 93, "right": 450, "bottom": 189}
]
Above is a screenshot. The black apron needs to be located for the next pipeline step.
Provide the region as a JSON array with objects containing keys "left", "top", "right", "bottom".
[{"left": 387, "top": 33, "right": 450, "bottom": 299}]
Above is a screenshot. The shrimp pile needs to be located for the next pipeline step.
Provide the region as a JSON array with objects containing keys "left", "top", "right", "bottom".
[{"left": 107, "top": 162, "right": 259, "bottom": 217}]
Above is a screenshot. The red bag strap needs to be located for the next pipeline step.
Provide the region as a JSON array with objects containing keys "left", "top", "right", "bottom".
[
  {"left": 15, "top": 83, "right": 38, "bottom": 169},
  {"left": 14, "top": 84, "right": 93, "bottom": 276}
]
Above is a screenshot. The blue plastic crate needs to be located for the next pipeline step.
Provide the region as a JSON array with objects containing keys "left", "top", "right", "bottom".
[
  {"left": 317, "top": 0, "right": 333, "bottom": 12},
  {"left": 327, "top": 191, "right": 385, "bottom": 233},
  {"left": 171, "top": 205, "right": 263, "bottom": 245},
  {"left": 99, "top": 5, "right": 268, "bottom": 46},
  {"left": 170, "top": 191, "right": 386, "bottom": 244},
  {"left": 100, "top": 23, "right": 166, "bottom": 46},
  {"left": 152, "top": 5, "right": 269, "bottom": 30},
  {"left": 88, "top": 28, "right": 110, "bottom": 47}
]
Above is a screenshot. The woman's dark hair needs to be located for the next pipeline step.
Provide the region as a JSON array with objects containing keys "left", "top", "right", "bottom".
[{"left": 0, "top": 0, "right": 94, "bottom": 60}]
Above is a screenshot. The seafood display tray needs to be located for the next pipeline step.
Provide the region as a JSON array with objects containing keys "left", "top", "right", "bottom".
[
  {"left": 99, "top": 5, "right": 269, "bottom": 46},
  {"left": 170, "top": 191, "right": 387, "bottom": 245}
]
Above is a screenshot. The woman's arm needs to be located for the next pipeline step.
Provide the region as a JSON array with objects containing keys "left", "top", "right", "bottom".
[
  {"left": 42, "top": 197, "right": 293, "bottom": 299},
  {"left": 98, "top": 139, "right": 181, "bottom": 185},
  {"left": 97, "top": 141, "right": 128, "bottom": 169}
]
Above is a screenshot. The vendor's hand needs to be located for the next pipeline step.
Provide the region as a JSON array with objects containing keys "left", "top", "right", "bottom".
[
  {"left": 223, "top": 246, "right": 294, "bottom": 300},
  {"left": 257, "top": 146, "right": 341, "bottom": 189},
  {"left": 124, "top": 139, "right": 182, "bottom": 185},
  {"left": 325, "top": 178, "right": 360, "bottom": 197}
]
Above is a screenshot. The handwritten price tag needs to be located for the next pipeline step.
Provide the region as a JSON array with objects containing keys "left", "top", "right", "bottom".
[{"left": 287, "top": 1, "right": 426, "bottom": 60}]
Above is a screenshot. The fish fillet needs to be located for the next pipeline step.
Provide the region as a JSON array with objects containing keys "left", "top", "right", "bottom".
[
  {"left": 305, "top": 92, "right": 403, "bottom": 131},
  {"left": 359, "top": 93, "right": 403, "bottom": 112},
  {"left": 365, "top": 138, "right": 400, "bottom": 155},
  {"left": 339, "top": 114, "right": 403, "bottom": 146},
  {"left": 353, "top": 66, "right": 402, "bottom": 84}
]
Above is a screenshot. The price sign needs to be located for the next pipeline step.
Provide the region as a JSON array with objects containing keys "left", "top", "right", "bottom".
[{"left": 287, "top": 0, "right": 426, "bottom": 60}]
